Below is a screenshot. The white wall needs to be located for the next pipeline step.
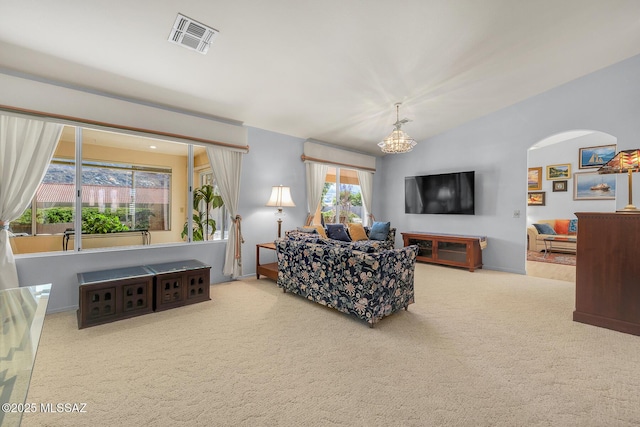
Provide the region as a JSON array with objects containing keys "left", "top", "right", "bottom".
[
  {"left": 527, "top": 131, "right": 617, "bottom": 224},
  {"left": 0, "top": 70, "right": 247, "bottom": 146},
  {"left": 375, "top": 53, "right": 640, "bottom": 274}
]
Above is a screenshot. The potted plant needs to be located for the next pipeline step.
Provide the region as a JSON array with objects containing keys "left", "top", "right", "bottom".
[{"left": 182, "top": 184, "right": 224, "bottom": 241}]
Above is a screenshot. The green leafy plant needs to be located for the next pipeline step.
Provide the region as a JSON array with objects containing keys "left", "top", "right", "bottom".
[
  {"left": 181, "top": 184, "right": 224, "bottom": 241},
  {"left": 129, "top": 208, "right": 155, "bottom": 230},
  {"left": 81, "top": 210, "right": 129, "bottom": 234},
  {"left": 15, "top": 209, "right": 33, "bottom": 225},
  {"left": 43, "top": 207, "right": 73, "bottom": 224}
]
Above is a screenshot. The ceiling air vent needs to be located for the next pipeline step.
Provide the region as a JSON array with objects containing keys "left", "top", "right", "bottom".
[{"left": 168, "top": 13, "right": 218, "bottom": 54}]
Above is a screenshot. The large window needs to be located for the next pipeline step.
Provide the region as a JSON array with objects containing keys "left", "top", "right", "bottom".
[
  {"left": 319, "top": 167, "right": 363, "bottom": 224},
  {"left": 8, "top": 125, "right": 229, "bottom": 254},
  {"left": 80, "top": 161, "right": 171, "bottom": 231}
]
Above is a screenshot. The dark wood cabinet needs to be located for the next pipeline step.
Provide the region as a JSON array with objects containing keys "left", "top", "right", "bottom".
[
  {"left": 77, "top": 260, "right": 211, "bottom": 328},
  {"left": 77, "top": 266, "right": 154, "bottom": 329},
  {"left": 147, "top": 260, "right": 211, "bottom": 312},
  {"left": 574, "top": 212, "right": 640, "bottom": 336},
  {"left": 401, "top": 232, "right": 486, "bottom": 272}
]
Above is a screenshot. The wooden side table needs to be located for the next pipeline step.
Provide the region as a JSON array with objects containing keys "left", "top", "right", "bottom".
[{"left": 256, "top": 242, "right": 278, "bottom": 280}]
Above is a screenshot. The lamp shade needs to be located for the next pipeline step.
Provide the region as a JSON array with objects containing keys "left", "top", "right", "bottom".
[
  {"left": 598, "top": 149, "right": 640, "bottom": 212},
  {"left": 597, "top": 149, "right": 640, "bottom": 174},
  {"left": 266, "top": 185, "right": 295, "bottom": 208}
]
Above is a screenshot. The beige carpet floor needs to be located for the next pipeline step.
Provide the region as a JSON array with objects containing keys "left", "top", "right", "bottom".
[
  {"left": 22, "top": 264, "right": 640, "bottom": 426},
  {"left": 526, "top": 259, "right": 576, "bottom": 282}
]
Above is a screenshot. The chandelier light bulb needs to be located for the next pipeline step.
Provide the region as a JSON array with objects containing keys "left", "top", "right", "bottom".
[{"left": 378, "top": 103, "right": 417, "bottom": 154}]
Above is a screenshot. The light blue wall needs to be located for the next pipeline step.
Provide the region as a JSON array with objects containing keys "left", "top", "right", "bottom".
[
  {"left": 527, "top": 131, "right": 616, "bottom": 224},
  {"left": 374, "top": 54, "right": 640, "bottom": 274},
  {"left": 239, "top": 127, "right": 306, "bottom": 277}
]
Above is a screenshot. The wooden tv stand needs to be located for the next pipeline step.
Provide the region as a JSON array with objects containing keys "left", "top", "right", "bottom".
[{"left": 401, "top": 232, "right": 486, "bottom": 272}]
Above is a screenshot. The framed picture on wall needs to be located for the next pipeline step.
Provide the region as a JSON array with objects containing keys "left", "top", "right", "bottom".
[
  {"left": 528, "top": 167, "right": 542, "bottom": 190},
  {"left": 573, "top": 172, "right": 616, "bottom": 200},
  {"left": 527, "top": 191, "right": 546, "bottom": 206},
  {"left": 552, "top": 180, "right": 567, "bottom": 192},
  {"left": 579, "top": 144, "right": 616, "bottom": 169},
  {"left": 546, "top": 164, "right": 571, "bottom": 180}
]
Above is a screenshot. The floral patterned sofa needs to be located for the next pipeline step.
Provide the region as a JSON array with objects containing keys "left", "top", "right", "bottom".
[{"left": 275, "top": 237, "right": 418, "bottom": 327}]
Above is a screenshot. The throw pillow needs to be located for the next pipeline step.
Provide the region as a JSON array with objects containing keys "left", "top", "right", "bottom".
[
  {"left": 347, "top": 223, "right": 369, "bottom": 241},
  {"left": 296, "top": 227, "right": 318, "bottom": 234},
  {"left": 533, "top": 223, "right": 556, "bottom": 235},
  {"left": 310, "top": 224, "right": 328, "bottom": 239},
  {"left": 555, "top": 219, "right": 570, "bottom": 235},
  {"left": 568, "top": 219, "right": 578, "bottom": 235},
  {"left": 326, "top": 223, "right": 351, "bottom": 242},
  {"left": 369, "top": 221, "right": 391, "bottom": 241}
]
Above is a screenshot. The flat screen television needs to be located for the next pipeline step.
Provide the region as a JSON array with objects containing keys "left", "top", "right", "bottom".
[{"left": 405, "top": 171, "right": 475, "bottom": 215}]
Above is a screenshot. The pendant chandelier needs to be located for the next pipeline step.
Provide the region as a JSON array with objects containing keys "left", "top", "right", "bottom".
[{"left": 377, "top": 103, "right": 417, "bottom": 154}]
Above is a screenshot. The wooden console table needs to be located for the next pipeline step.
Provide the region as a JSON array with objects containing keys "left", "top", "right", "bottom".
[
  {"left": 401, "top": 232, "right": 486, "bottom": 272},
  {"left": 256, "top": 242, "right": 278, "bottom": 280},
  {"left": 574, "top": 212, "right": 640, "bottom": 336}
]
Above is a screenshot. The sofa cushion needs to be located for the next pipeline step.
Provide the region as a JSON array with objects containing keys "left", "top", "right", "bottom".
[
  {"left": 308, "top": 224, "right": 327, "bottom": 238},
  {"left": 296, "top": 226, "right": 318, "bottom": 234},
  {"left": 347, "top": 223, "right": 369, "bottom": 241},
  {"left": 554, "top": 219, "right": 570, "bottom": 235},
  {"left": 369, "top": 221, "right": 391, "bottom": 241},
  {"left": 326, "top": 223, "right": 351, "bottom": 242},
  {"left": 533, "top": 223, "right": 556, "bottom": 235},
  {"left": 568, "top": 219, "right": 578, "bottom": 235},
  {"left": 285, "top": 230, "right": 328, "bottom": 245}
]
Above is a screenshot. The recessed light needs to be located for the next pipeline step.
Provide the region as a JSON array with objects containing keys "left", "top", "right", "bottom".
[{"left": 150, "top": 145, "right": 157, "bottom": 149}]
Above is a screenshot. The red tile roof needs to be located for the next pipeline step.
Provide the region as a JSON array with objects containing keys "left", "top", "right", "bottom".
[{"left": 36, "top": 184, "right": 169, "bottom": 205}]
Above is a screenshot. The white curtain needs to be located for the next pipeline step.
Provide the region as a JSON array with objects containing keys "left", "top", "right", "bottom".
[
  {"left": 0, "top": 115, "right": 63, "bottom": 290},
  {"left": 305, "top": 162, "right": 329, "bottom": 225},
  {"left": 206, "top": 146, "right": 244, "bottom": 278},
  {"left": 357, "top": 170, "right": 374, "bottom": 226}
]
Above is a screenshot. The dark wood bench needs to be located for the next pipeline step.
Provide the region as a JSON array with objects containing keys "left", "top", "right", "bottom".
[{"left": 77, "top": 260, "right": 210, "bottom": 329}]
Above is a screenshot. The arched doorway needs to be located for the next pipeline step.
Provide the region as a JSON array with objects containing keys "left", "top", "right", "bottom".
[{"left": 525, "top": 130, "right": 617, "bottom": 280}]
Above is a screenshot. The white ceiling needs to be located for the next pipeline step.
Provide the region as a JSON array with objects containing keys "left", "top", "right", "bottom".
[{"left": 2, "top": 1, "right": 640, "bottom": 155}]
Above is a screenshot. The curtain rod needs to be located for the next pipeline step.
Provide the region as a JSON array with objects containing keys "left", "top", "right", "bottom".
[
  {"left": 301, "top": 155, "right": 376, "bottom": 173},
  {"left": 0, "top": 104, "right": 250, "bottom": 153}
]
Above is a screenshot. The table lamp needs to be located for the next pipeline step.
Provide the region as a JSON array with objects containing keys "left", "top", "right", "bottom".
[
  {"left": 598, "top": 149, "right": 640, "bottom": 211},
  {"left": 266, "top": 185, "right": 295, "bottom": 237}
]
